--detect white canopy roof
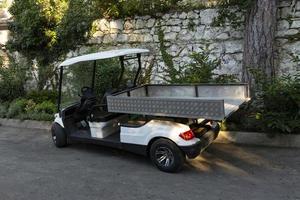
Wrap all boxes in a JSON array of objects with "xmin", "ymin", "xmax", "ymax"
[{"xmin": 59, "ymin": 48, "xmax": 150, "ymax": 67}]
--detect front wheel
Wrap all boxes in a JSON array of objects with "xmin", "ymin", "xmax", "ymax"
[
  {"xmin": 51, "ymin": 123, "xmax": 67, "ymax": 148},
  {"xmin": 149, "ymin": 138, "xmax": 185, "ymax": 173}
]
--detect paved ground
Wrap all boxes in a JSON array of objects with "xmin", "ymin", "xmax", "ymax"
[{"xmin": 0, "ymin": 126, "xmax": 299, "ymax": 200}]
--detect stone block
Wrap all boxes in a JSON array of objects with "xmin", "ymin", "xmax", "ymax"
[
  {"xmin": 179, "ymin": 12, "xmax": 187, "ymax": 19},
  {"xmin": 277, "ymin": 20, "xmax": 290, "ymax": 30},
  {"xmin": 276, "ymin": 29, "xmax": 299, "ymax": 37},
  {"xmin": 117, "ymin": 34, "xmax": 128, "ymax": 43},
  {"xmin": 124, "ymin": 20, "xmax": 134, "ymax": 30},
  {"xmin": 224, "ymin": 40, "xmax": 243, "ymax": 54},
  {"xmin": 166, "ymin": 19, "xmax": 182, "ymax": 26},
  {"xmin": 102, "ymin": 35, "xmax": 113, "ymax": 44},
  {"xmin": 110, "ymin": 19, "xmax": 123, "ymax": 30},
  {"xmin": 162, "ymin": 13, "xmax": 170, "ymax": 20},
  {"xmin": 98, "ymin": 19, "xmax": 110, "ymax": 32},
  {"xmin": 297, "ymin": 1, "xmax": 300, "ymax": 10},
  {"xmin": 216, "ymin": 32, "xmax": 230, "ymax": 40},
  {"xmin": 187, "ymin": 11, "xmax": 199, "ymax": 19},
  {"xmin": 147, "ymin": 19, "xmax": 156, "ymax": 28},
  {"xmin": 144, "ymin": 34, "xmax": 153, "ymax": 42},
  {"xmin": 291, "ymin": 20, "xmax": 300, "ymax": 28},
  {"xmin": 171, "ymin": 26, "xmax": 181, "ymax": 32},
  {"xmin": 280, "ymin": 7, "xmax": 293, "ymax": 19},
  {"xmin": 200, "ymin": 9, "xmax": 218, "ymax": 25},
  {"xmin": 164, "ymin": 32, "xmax": 177, "ymax": 41},
  {"xmin": 135, "ymin": 19, "xmax": 145, "ymax": 29},
  {"xmin": 284, "ymin": 41, "xmax": 300, "ymax": 54}
]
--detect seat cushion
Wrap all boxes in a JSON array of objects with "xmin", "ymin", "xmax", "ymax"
[{"xmin": 90, "ymin": 110, "xmax": 121, "ymax": 122}]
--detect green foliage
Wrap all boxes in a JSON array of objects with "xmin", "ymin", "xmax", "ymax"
[
  {"xmin": 98, "ymin": 0, "xmax": 181, "ymax": 18},
  {"xmin": 7, "ymin": 0, "xmax": 99, "ymax": 89},
  {"xmin": 5, "ymin": 98, "xmax": 56, "ymax": 121},
  {"xmin": 34, "ymin": 101, "xmax": 56, "ymax": 114},
  {"xmin": 7, "ymin": 99, "xmax": 27, "ymax": 118},
  {"xmin": 260, "ymin": 74, "xmax": 300, "ymax": 134},
  {"xmin": 26, "ymin": 90, "xmax": 58, "ymax": 104},
  {"xmin": 158, "ymin": 27, "xmax": 182, "ymax": 83},
  {"xmin": 158, "ymin": 30, "xmax": 237, "ymax": 84},
  {"xmin": 0, "ymin": 102, "xmax": 9, "ymax": 118},
  {"xmin": 138, "ymin": 56, "xmax": 156, "ymax": 85},
  {"xmin": 183, "ymin": 51, "xmax": 220, "ymax": 83},
  {"xmin": 212, "ymin": 0, "xmax": 252, "ymax": 28},
  {"xmin": 226, "ymin": 73, "xmax": 300, "ymax": 135},
  {"xmin": 18, "ymin": 112, "xmax": 54, "ymax": 121},
  {"xmin": 0, "ymin": 55, "xmax": 28, "ymax": 101}
]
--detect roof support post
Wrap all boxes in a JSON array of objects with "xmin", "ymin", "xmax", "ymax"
[
  {"xmin": 118, "ymin": 56, "xmax": 125, "ymax": 87},
  {"xmin": 134, "ymin": 53, "xmax": 142, "ymax": 86},
  {"xmin": 91, "ymin": 60, "xmax": 96, "ymax": 91},
  {"xmin": 57, "ymin": 66, "xmax": 63, "ymax": 114}
]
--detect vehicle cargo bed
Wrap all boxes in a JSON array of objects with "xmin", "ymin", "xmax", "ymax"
[{"xmin": 107, "ymin": 84, "xmax": 250, "ymax": 120}]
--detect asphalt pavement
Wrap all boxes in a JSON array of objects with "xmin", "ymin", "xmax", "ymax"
[{"xmin": 0, "ymin": 125, "xmax": 299, "ymax": 200}]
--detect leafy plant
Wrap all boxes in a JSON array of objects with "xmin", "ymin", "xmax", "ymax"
[
  {"xmin": 34, "ymin": 101, "xmax": 57, "ymax": 114},
  {"xmin": 0, "ymin": 102, "xmax": 9, "ymax": 118},
  {"xmin": 7, "ymin": 0, "xmax": 99, "ymax": 90},
  {"xmin": 212, "ymin": 0, "xmax": 252, "ymax": 28},
  {"xmin": 0, "ymin": 55, "xmax": 28, "ymax": 101},
  {"xmin": 26, "ymin": 90, "xmax": 58, "ymax": 104},
  {"xmin": 158, "ymin": 30, "xmax": 236, "ymax": 84},
  {"xmin": 183, "ymin": 51, "xmax": 221, "ymax": 83},
  {"xmin": 226, "ymin": 72, "xmax": 300, "ymax": 135},
  {"xmin": 18, "ymin": 112, "xmax": 54, "ymax": 121},
  {"xmin": 7, "ymin": 99, "xmax": 27, "ymax": 118}
]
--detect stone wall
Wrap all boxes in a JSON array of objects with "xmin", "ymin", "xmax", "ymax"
[{"xmin": 79, "ymin": 0, "xmax": 300, "ymax": 83}]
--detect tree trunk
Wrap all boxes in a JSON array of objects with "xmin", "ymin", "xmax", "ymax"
[{"xmin": 242, "ymin": 0, "xmax": 278, "ymax": 93}]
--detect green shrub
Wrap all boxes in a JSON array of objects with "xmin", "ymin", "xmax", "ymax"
[
  {"xmin": 18, "ymin": 112, "xmax": 54, "ymax": 121},
  {"xmin": 0, "ymin": 102, "xmax": 9, "ymax": 118},
  {"xmin": 7, "ymin": 99, "xmax": 27, "ymax": 118},
  {"xmin": 260, "ymin": 74, "xmax": 300, "ymax": 134},
  {"xmin": 226, "ymin": 73, "xmax": 300, "ymax": 135},
  {"xmin": 34, "ymin": 101, "xmax": 56, "ymax": 114},
  {"xmin": 26, "ymin": 90, "xmax": 58, "ymax": 104},
  {"xmin": 183, "ymin": 51, "xmax": 221, "ymax": 83},
  {"xmin": 6, "ymin": 99, "xmax": 55, "ymax": 121},
  {"xmin": 0, "ymin": 56, "xmax": 28, "ymax": 101}
]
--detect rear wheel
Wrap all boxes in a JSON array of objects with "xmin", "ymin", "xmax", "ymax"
[
  {"xmin": 51, "ymin": 123, "xmax": 67, "ymax": 148},
  {"xmin": 150, "ymin": 138, "xmax": 185, "ymax": 173}
]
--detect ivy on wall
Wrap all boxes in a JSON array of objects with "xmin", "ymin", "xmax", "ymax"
[{"xmin": 212, "ymin": 0, "xmax": 252, "ymax": 28}]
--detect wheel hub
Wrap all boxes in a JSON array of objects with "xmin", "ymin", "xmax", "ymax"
[{"xmin": 155, "ymin": 147, "xmax": 174, "ymax": 167}]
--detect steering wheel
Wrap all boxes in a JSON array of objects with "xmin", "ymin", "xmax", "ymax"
[
  {"xmin": 78, "ymin": 86, "xmax": 92, "ymax": 97},
  {"xmin": 81, "ymin": 86, "xmax": 92, "ymax": 94}
]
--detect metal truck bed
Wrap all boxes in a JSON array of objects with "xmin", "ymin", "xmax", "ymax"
[{"xmin": 107, "ymin": 84, "xmax": 250, "ymax": 120}]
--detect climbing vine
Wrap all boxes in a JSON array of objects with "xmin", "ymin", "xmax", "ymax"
[{"xmin": 212, "ymin": 0, "xmax": 253, "ymax": 28}]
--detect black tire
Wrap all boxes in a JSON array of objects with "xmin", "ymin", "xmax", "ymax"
[
  {"xmin": 51, "ymin": 123, "xmax": 67, "ymax": 148},
  {"xmin": 149, "ymin": 138, "xmax": 185, "ymax": 173}
]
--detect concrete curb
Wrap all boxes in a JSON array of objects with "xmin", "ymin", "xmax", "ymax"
[
  {"xmin": 216, "ymin": 131, "xmax": 300, "ymax": 148},
  {"xmin": 1, "ymin": 118, "xmax": 300, "ymax": 148},
  {"xmin": 0, "ymin": 118, "xmax": 51, "ymax": 131}
]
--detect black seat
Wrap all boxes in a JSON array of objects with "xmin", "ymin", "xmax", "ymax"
[{"xmin": 74, "ymin": 87, "xmax": 97, "ymax": 122}]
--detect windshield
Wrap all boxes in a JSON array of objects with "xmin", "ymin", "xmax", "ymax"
[{"xmin": 59, "ymin": 57, "xmax": 139, "ymax": 110}]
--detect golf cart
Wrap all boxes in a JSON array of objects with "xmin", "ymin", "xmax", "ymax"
[{"xmin": 51, "ymin": 48, "xmax": 250, "ymax": 172}]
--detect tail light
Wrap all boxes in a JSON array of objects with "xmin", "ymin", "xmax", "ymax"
[{"xmin": 179, "ymin": 130, "xmax": 195, "ymax": 141}]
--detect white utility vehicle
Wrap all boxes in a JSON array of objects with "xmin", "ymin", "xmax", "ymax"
[{"xmin": 51, "ymin": 48, "xmax": 250, "ymax": 172}]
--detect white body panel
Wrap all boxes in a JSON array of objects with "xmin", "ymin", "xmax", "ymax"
[
  {"xmin": 54, "ymin": 113, "xmax": 198, "ymax": 147},
  {"xmin": 120, "ymin": 120, "xmax": 200, "ymax": 147},
  {"xmin": 54, "ymin": 113, "xmax": 64, "ymax": 128},
  {"xmin": 88, "ymin": 116, "xmax": 125, "ymax": 139}
]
